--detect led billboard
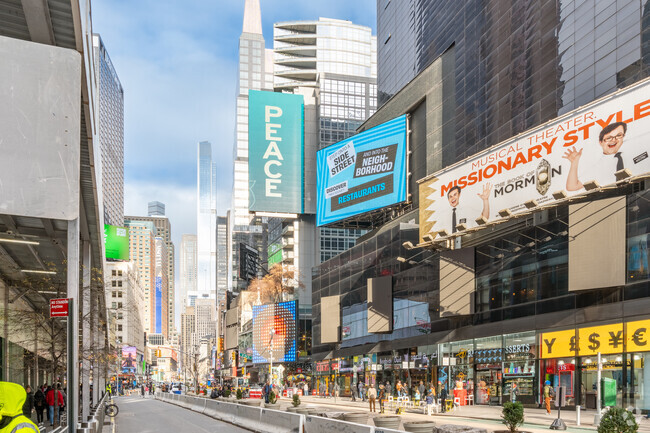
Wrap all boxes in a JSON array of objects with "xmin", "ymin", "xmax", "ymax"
[
  {"xmin": 419, "ymin": 79, "xmax": 650, "ymax": 240},
  {"xmin": 121, "ymin": 346, "xmax": 137, "ymax": 374},
  {"xmin": 248, "ymin": 90, "xmax": 304, "ymax": 214},
  {"xmin": 317, "ymin": 115, "xmax": 407, "ymax": 226},
  {"xmin": 252, "ymin": 300, "xmax": 297, "ymax": 364},
  {"xmin": 104, "ymin": 224, "xmax": 129, "ymax": 261},
  {"xmin": 155, "ymin": 277, "xmax": 162, "ymax": 334}
]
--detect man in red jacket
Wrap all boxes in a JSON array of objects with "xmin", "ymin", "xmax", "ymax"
[{"xmin": 45, "ymin": 386, "xmax": 64, "ymax": 426}]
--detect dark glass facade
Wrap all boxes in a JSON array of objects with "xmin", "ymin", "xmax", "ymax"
[{"xmin": 378, "ymin": 0, "xmax": 650, "ymax": 169}]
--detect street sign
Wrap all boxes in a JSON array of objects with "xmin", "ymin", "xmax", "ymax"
[{"xmin": 50, "ymin": 298, "xmax": 70, "ymax": 317}]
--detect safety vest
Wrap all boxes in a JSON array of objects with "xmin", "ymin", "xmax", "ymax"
[{"xmin": 1, "ymin": 415, "xmax": 39, "ymax": 433}]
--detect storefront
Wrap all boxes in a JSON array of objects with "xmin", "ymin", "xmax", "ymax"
[{"xmin": 539, "ymin": 319, "xmax": 650, "ymax": 410}]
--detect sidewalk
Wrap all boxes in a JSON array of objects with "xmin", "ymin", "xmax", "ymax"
[{"xmin": 294, "ymin": 395, "xmax": 650, "ymax": 433}]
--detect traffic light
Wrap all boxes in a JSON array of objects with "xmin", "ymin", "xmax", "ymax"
[{"xmin": 155, "ymin": 349, "xmax": 161, "ymax": 357}]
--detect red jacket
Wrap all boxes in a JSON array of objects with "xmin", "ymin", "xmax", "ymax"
[{"xmin": 46, "ymin": 389, "xmax": 64, "ymax": 407}]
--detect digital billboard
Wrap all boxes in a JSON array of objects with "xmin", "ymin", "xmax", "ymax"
[
  {"xmin": 419, "ymin": 79, "xmax": 650, "ymax": 240},
  {"xmin": 155, "ymin": 277, "xmax": 162, "ymax": 334},
  {"xmin": 121, "ymin": 346, "xmax": 137, "ymax": 374},
  {"xmin": 103, "ymin": 224, "xmax": 129, "ymax": 261},
  {"xmin": 252, "ymin": 300, "xmax": 297, "ymax": 364},
  {"xmin": 317, "ymin": 115, "xmax": 408, "ymax": 226},
  {"xmin": 248, "ymin": 90, "xmax": 304, "ymax": 214}
]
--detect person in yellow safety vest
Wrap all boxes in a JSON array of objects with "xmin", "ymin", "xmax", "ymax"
[
  {"xmin": 0, "ymin": 382, "xmax": 39, "ymax": 433},
  {"xmin": 106, "ymin": 383, "xmax": 112, "ymax": 396}
]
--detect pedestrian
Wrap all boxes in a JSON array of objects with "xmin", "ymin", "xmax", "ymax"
[
  {"xmin": 303, "ymin": 382, "xmax": 309, "ymax": 397},
  {"xmin": 22, "ymin": 385, "xmax": 34, "ymax": 420},
  {"xmin": 58, "ymin": 385, "xmax": 66, "ymax": 421},
  {"xmin": 319, "ymin": 382, "xmax": 325, "ymax": 398},
  {"xmin": 396, "ymin": 380, "xmax": 402, "ymax": 398},
  {"xmin": 510, "ymin": 382, "xmax": 519, "ymax": 403},
  {"xmin": 328, "ymin": 381, "xmax": 334, "ymax": 399},
  {"xmin": 440, "ymin": 385, "xmax": 448, "ymax": 413},
  {"xmin": 378, "ymin": 384, "xmax": 386, "ymax": 414},
  {"xmin": 141, "ymin": 384, "xmax": 145, "ymax": 398},
  {"xmin": 358, "ymin": 381, "xmax": 365, "ymax": 401},
  {"xmin": 45, "ymin": 385, "xmax": 64, "ymax": 426},
  {"xmin": 418, "ymin": 381, "xmax": 425, "ymax": 400},
  {"xmin": 350, "ymin": 381, "xmax": 357, "ymax": 402},
  {"xmin": 263, "ymin": 381, "xmax": 272, "ymax": 404},
  {"xmin": 543, "ymin": 381, "xmax": 554, "ymax": 415},
  {"xmin": 334, "ymin": 382, "xmax": 340, "ymax": 398},
  {"xmin": 368, "ymin": 383, "xmax": 377, "ymax": 413},
  {"xmin": 0, "ymin": 381, "xmax": 39, "ymax": 433},
  {"xmin": 385, "ymin": 381, "xmax": 392, "ymax": 398},
  {"xmin": 33, "ymin": 386, "xmax": 46, "ymax": 424}
]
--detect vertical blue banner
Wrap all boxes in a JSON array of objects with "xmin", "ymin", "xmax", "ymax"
[
  {"xmin": 248, "ymin": 90, "xmax": 304, "ymax": 214},
  {"xmin": 155, "ymin": 276, "xmax": 162, "ymax": 333}
]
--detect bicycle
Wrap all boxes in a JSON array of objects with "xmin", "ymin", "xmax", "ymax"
[{"xmin": 104, "ymin": 402, "xmax": 119, "ymax": 417}]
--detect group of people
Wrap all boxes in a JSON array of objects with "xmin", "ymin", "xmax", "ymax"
[{"xmin": 17, "ymin": 383, "xmax": 66, "ymax": 427}]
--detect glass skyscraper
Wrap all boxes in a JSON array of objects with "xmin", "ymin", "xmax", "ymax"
[{"xmin": 197, "ymin": 141, "xmax": 217, "ymax": 300}]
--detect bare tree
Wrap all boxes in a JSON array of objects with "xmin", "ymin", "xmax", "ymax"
[{"xmin": 246, "ymin": 264, "xmax": 302, "ymax": 304}]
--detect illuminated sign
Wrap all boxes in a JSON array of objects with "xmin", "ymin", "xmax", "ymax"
[
  {"xmin": 121, "ymin": 346, "xmax": 137, "ymax": 374},
  {"xmin": 540, "ymin": 319, "xmax": 650, "ymax": 358},
  {"xmin": 419, "ymin": 80, "xmax": 650, "ymax": 240},
  {"xmin": 317, "ymin": 115, "xmax": 407, "ymax": 226},
  {"xmin": 248, "ymin": 90, "xmax": 304, "ymax": 214},
  {"xmin": 104, "ymin": 224, "xmax": 130, "ymax": 261},
  {"xmin": 252, "ymin": 300, "xmax": 297, "ymax": 363}
]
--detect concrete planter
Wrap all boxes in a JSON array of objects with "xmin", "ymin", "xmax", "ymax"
[
  {"xmin": 374, "ymin": 416, "xmax": 401, "ymax": 429},
  {"xmin": 265, "ymin": 403, "xmax": 281, "ymax": 410},
  {"xmin": 286, "ymin": 406, "xmax": 298, "ymax": 413},
  {"xmin": 404, "ymin": 421, "xmax": 436, "ymax": 433},
  {"xmin": 342, "ymin": 412, "xmax": 370, "ymax": 425},
  {"xmin": 241, "ymin": 399, "xmax": 261, "ymax": 407},
  {"xmin": 296, "ymin": 407, "xmax": 310, "ymax": 415}
]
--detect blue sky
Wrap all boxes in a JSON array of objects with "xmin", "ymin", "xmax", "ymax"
[{"xmin": 92, "ymin": 0, "xmax": 376, "ymax": 248}]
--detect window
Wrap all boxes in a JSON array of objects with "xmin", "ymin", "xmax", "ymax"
[
  {"xmin": 118, "ymin": 302, "xmax": 123, "ymax": 309},
  {"xmin": 118, "ymin": 291, "xmax": 123, "ymax": 298},
  {"xmin": 111, "ymin": 270, "xmax": 117, "ymax": 276},
  {"xmin": 112, "ymin": 291, "xmax": 116, "ymax": 298},
  {"xmin": 112, "ymin": 280, "xmax": 117, "ymax": 287},
  {"xmin": 117, "ymin": 325, "xmax": 122, "ymax": 331}
]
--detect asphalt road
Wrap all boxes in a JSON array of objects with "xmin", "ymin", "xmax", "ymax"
[{"xmin": 113, "ymin": 395, "xmax": 251, "ymax": 433}]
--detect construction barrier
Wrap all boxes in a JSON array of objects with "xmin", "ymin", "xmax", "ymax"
[{"xmin": 303, "ymin": 415, "xmax": 373, "ymax": 433}]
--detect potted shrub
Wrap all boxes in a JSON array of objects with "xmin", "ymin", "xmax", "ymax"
[
  {"xmin": 236, "ymin": 388, "xmax": 243, "ymax": 400},
  {"xmin": 598, "ymin": 407, "xmax": 638, "ymax": 433},
  {"xmin": 501, "ymin": 402, "xmax": 524, "ymax": 433},
  {"xmin": 292, "ymin": 393, "xmax": 301, "ymax": 407},
  {"xmin": 266, "ymin": 390, "xmax": 280, "ymax": 409}
]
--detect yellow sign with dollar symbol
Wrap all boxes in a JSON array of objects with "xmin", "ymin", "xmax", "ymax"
[
  {"xmin": 578, "ymin": 323, "xmax": 624, "ymax": 356},
  {"xmin": 626, "ymin": 320, "xmax": 650, "ymax": 352}
]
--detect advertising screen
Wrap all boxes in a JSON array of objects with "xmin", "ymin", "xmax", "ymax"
[
  {"xmin": 104, "ymin": 224, "xmax": 129, "ymax": 261},
  {"xmin": 317, "ymin": 115, "xmax": 407, "ymax": 226},
  {"xmin": 121, "ymin": 346, "xmax": 137, "ymax": 374},
  {"xmin": 419, "ymin": 80, "xmax": 650, "ymax": 240},
  {"xmin": 252, "ymin": 300, "xmax": 297, "ymax": 364},
  {"xmin": 155, "ymin": 277, "xmax": 162, "ymax": 334},
  {"xmin": 248, "ymin": 90, "xmax": 304, "ymax": 214}
]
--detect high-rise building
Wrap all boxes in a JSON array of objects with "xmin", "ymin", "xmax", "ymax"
[
  {"xmin": 104, "ymin": 261, "xmax": 145, "ymax": 356},
  {"xmin": 125, "ymin": 219, "xmax": 156, "ymax": 334},
  {"xmin": 216, "ymin": 217, "xmax": 228, "ymax": 297},
  {"xmin": 93, "ymin": 34, "xmax": 124, "ymax": 227},
  {"xmin": 125, "ymin": 210, "xmax": 176, "ymax": 334},
  {"xmin": 197, "ymin": 141, "xmax": 217, "ymax": 299},
  {"xmin": 311, "ymin": 0, "xmax": 650, "ymax": 409},
  {"xmin": 273, "ymin": 18, "xmax": 377, "ymax": 263},
  {"xmin": 180, "ymin": 234, "xmax": 198, "ymax": 306},
  {"xmin": 180, "ymin": 305, "xmax": 196, "ymax": 378},
  {"xmin": 230, "ymin": 0, "xmax": 273, "ymax": 292},
  {"xmin": 154, "ymin": 237, "xmax": 169, "ymax": 339},
  {"xmin": 148, "ymin": 201, "xmax": 165, "ymax": 216}
]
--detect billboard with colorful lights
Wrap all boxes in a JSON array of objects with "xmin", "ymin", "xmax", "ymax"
[
  {"xmin": 252, "ymin": 300, "xmax": 297, "ymax": 364},
  {"xmin": 121, "ymin": 346, "xmax": 137, "ymax": 374}
]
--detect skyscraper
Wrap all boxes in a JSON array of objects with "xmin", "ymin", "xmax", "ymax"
[
  {"xmin": 125, "ymin": 219, "xmax": 156, "ymax": 334},
  {"xmin": 197, "ymin": 141, "xmax": 217, "ymax": 299},
  {"xmin": 148, "ymin": 201, "xmax": 165, "ymax": 216},
  {"xmin": 180, "ymin": 234, "xmax": 198, "ymax": 306},
  {"xmin": 125, "ymin": 209, "xmax": 176, "ymax": 334},
  {"xmin": 93, "ymin": 34, "xmax": 124, "ymax": 227},
  {"xmin": 216, "ymin": 217, "xmax": 228, "ymax": 297},
  {"xmin": 230, "ymin": 0, "xmax": 273, "ymax": 292},
  {"xmin": 154, "ymin": 237, "xmax": 169, "ymax": 339}
]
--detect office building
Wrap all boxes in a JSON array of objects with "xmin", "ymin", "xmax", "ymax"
[
  {"xmin": 230, "ymin": 0, "xmax": 272, "ymax": 292},
  {"xmin": 93, "ymin": 34, "xmax": 124, "ymax": 227},
  {"xmin": 180, "ymin": 234, "xmax": 198, "ymax": 306},
  {"xmin": 217, "ymin": 216, "xmax": 229, "ymax": 297},
  {"xmin": 197, "ymin": 141, "xmax": 218, "ymax": 299},
  {"xmin": 105, "ymin": 261, "xmax": 145, "ymax": 356},
  {"xmin": 148, "ymin": 201, "xmax": 165, "ymax": 216},
  {"xmin": 125, "ymin": 210, "xmax": 176, "ymax": 334},
  {"xmin": 311, "ymin": 0, "xmax": 650, "ymax": 409},
  {"xmin": 154, "ymin": 237, "xmax": 169, "ymax": 339},
  {"xmin": 125, "ymin": 219, "xmax": 157, "ymax": 334}
]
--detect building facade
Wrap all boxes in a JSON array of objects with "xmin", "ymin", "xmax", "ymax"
[
  {"xmin": 180, "ymin": 234, "xmax": 198, "ymax": 306},
  {"xmin": 125, "ymin": 211, "xmax": 176, "ymax": 335},
  {"xmin": 105, "ymin": 261, "xmax": 145, "ymax": 357},
  {"xmin": 311, "ymin": 0, "xmax": 650, "ymax": 411},
  {"xmin": 93, "ymin": 34, "xmax": 124, "ymax": 227},
  {"xmin": 125, "ymin": 219, "xmax": 157, "ymax": 334},
  {"xmin": 197, "ymin": 141, "xmax": 217, "ymax": 299},
  {"xmin": 154, "ymin": 237, "xmax": 169, "ymax": 339}
]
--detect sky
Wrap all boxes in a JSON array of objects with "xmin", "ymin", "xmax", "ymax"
[{"xmin": 91, "ymin": 0, "xmax": 376, "ymax": 317}]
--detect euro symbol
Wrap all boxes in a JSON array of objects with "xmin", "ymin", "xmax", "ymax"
[
  {"xmin": 632, "ymin": 328, "xmax": 647, "ymax": 346},
  {"xmin": 588, "ymin": 333, "xmax": 600, "ymax": 351}
]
